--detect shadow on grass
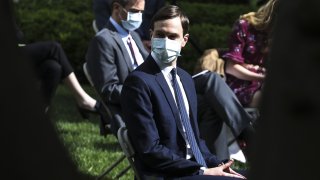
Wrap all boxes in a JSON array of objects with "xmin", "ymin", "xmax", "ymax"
[{"xmin": 79, "ymin": 172, "xmax": 98, "ymax": 180}]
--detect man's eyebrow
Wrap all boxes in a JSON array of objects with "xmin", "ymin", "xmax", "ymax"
[
  {"xmin": 167, "ymin": 32, "xmax": 179, "ymax": 37},
  {"xmin": 154, "ymin": 29, "xmax": 165, "ymax": 34},
  {"xmin": 128, "ymin": 8, "xmax": 144, "ymax": 12}
]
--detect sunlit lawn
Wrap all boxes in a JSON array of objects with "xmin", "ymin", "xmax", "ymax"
[{"xmin": 51, "ymin": 84, "xmax": 133, "ymax": 180}]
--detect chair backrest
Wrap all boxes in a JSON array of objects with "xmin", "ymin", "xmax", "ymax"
[
  {"xmin": 84, "ymin": 62, "xmax": 144, "ymax": 179},
  {"xmin": 83, "ymin": 62, "xmax": 114, "ymax": 136},
  {"xmin": 92, "ymin": 20, "xmax": 99, "ymax": 34},
  {"xmin": 83, "ymin": 62, "xmax": 130, "ymax": 179},
  {"xmin": 117, "ymin": 124, "xmax": 142, "ymax": 180},
  {"xmin": 83, "ymin": 62, "xmax": 113, "ymax": 116},
  {"xmin": 83, "ymin": 62, "xmax": 94, "ymax": 87}
]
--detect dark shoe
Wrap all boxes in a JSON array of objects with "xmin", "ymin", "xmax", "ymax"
[
  {"xmin": 77, "ymin": 101, "xmax": 100, "ymax": 119},
  {"xmin": 238, "ymin": 125, "xmax": 255, "ymax": 146}
]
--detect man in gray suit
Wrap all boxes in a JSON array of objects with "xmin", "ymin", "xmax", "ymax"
[{"xmin": 86, "ymin": 0, "xmax": 148, "ymax": 134}]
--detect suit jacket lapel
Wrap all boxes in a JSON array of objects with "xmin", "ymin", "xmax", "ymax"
[
  {"xmin": 145, "ymin": 58, "xmax": 185, "ymax": 135},
  {"xmin": 107, "ymin": 21, "xmax": 134, "ymax": 72}
]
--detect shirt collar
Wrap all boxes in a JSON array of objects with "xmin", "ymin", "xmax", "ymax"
[
  {"xmin": 109, "ymin": 17, "xmax": 129, "ymax": 38},
  {"xmin": 152, "ymin": 52, "xmax": 176, "ymax": 78}
]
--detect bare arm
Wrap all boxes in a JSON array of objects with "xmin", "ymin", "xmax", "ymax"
[{"xmin": 225, "ymin": 59, "xmax": 265, "ymax": 81}]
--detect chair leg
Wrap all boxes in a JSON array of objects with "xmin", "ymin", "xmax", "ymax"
[
  {"xmin": 95, "ymin": 155, "xmax": 126, "ymax": 180},
  {"xmin": 114, "ymin": 165, "xmax": 131, "ymax": 179}
]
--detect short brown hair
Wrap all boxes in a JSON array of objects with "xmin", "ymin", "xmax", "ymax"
[
  {"xmin": 150, "ymin": 5, "xmax": 189, "ymax": 35},
  {"xmin": 112, "ymin": 0, "xmax": 130, "ymax": 7},
  {"xmin": 111, "ymin": 0, "xmax": 130, "ymax": 12}
]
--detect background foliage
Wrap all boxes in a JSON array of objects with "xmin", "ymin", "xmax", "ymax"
[
  {"xmin": 14, "ymin": 0, "xmax": 94, "ymax": 82},
  {"xmin": 14, "ymin": 0, "xmax": 255, "ymax": 78},
  {"xmin": 13, "ymin": 0, "xmax": 257, "ymax": 179}
]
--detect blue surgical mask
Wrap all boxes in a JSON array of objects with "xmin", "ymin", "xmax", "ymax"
[
  {"xmin": 121, "ymin": 10, "xmax": 142, "ymax": 31},
  {"xmin": 151, "ymin": 38, "xmax": 181, "ymax": 64}
]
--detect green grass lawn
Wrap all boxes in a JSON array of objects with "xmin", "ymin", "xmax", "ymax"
[
  {"xmin": 51, "ymin": 84, "xmax": 247, "ymax": 180},
  {"xmin": 51, "ymin": 85, "xmax": 133, "ymax": 180}
]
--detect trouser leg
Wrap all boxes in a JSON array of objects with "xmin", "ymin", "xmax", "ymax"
[
  {"xmin": 38, "ymin": 60, "xmax": 62, "ymax": 106},
  {"xmin": 194, "ymin": 72, "xmax": 252, "ymax": 137},
  {"xmin": 23, "ymin": 41, "xmax": 73, "ymax": 79}
]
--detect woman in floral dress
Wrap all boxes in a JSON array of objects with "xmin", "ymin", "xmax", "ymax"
[{"xmin": 223, "ymin": 0, "xmax": 278, "ymax": 107}]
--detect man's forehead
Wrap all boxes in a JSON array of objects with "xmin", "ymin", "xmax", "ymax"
[
  {"xmin": 153, "ymin": 17, "xmax": 182, "ymax": 31},
  {"xmin": 126, "ymin": 0, "xmax": 145, "ymax": 9},
  {"xmin": 154, "ymin": 17, "xmax": 181, "ymax": 27}
]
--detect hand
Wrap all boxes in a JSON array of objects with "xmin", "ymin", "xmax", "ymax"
[
  {"xmin": 259, "ymin": 67, "xmax": 266, "ymax": 74},
  {"xmin": 244, "ymin": 64, "xmax": 263, "ymax": 72},
  {"xmin": 203, "ymin": 159, "xmax": 246, "ymax": 179}
]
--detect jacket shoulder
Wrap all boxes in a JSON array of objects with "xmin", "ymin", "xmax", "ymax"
[
  {"xmin": 177, "ymin": 67, "xmax": 192, "ymax": 79},
  {"xmin": 95, "ymin": 28, "xmax": 112, "ymax": 39}
]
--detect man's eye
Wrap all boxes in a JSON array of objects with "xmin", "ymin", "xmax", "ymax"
[
  {"xmin": 128, "ymin": 9, "xmax": 140, "ymax": 13},
  {"xmin": 168, "ymin": 36, "xmax": 178, "ymax": 40},
  {"xmin": 156, "ymin": 34, "xmax": 165, "ymax": 38}
]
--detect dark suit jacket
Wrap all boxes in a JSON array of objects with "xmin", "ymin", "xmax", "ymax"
[
  {"xmin": 194, "ymin": 71, "xmax": 252, "ymax": 157},
  {"xmin": 86, "ymin": 20, "xmax": 148, "ymax": 109},
  {"xmin": 121, "ymin": 56, "xmax": 222, "ymax": 178}
]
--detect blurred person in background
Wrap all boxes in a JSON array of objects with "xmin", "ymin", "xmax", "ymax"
[
  {"xmin": 86, "ymin": 0, "xmax": 148, "ymax": 134},
  {"xmin": 15, "ymin": 22, "xmax": 100, "ymax": 116},
  {"xmin": 92, "ymin": 0, "xmax": 165, "ymax": 51},
  {"xmin": 223, "ymin": 0, "xmax": 278, "ymax": 108}
]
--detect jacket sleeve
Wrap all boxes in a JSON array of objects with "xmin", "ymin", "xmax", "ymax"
[
  {"xmin": 86, "ymin": 34, "xmax": 122, "ymax": 105},
  {"xmin": 121, "ymin": 74, "xmax": 203, "ymax": 177},
  {"xmin": 222, "ymin": 19, "xmax": 248, "ymax": 64}
]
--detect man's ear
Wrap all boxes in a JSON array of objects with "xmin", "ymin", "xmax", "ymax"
[
  {"xmin": 181, "ymin": 34, "xmax": 189, "ymax": 47},
  {"xmin": 149, "ymin": 29, "xmax": 153, "ymax": 39},
  {"xmin": 112, "ymin": 2, "xmax": 121, "ymax": 12}
]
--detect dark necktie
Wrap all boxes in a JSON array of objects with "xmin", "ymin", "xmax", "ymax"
[
  {"xmin": 127, "ymin": 36, "xmax": 138, "ymax": 66},
  {"xmin": 170, "ymin": 68, "xmax": 207, "ymax": 167}
]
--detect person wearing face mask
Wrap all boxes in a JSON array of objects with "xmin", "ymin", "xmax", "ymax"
[
  {"xmin": 121, "ymin": 5, "xmax": 247, "ymax": 179},
  {"xmin": 92, "ymin": 0, "xmax": 165, "ymax": 51},
  {"xmin": 86, "ymin": 0, "xmax": 148, "ymax": 135}
]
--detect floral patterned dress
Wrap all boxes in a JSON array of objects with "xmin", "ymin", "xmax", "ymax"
[{"xmin": 223, "ymin": 19, "xmax": 268, "ymax": 106}]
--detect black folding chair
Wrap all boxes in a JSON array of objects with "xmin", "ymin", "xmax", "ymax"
[
  {"xmin": 116, "ymin": 115, "xmax": 143, "ymax": 180},
  {"xmin": 83, "ymin": 62, "xmax": 131, "ymax": 180}
]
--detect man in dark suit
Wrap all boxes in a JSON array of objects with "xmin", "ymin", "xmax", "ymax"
[
  {"xmin": 86, "ymin": 0, "xmax": 148, "ymax": 134},
  {"xmin": 92, "ymin": 0, "xmax": 165, "ymax": 52},
  {"xmin": 121, "ymin": 5, "xmax": 246, "ymax": 179}
]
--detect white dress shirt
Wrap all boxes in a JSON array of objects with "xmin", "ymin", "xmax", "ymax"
[
  {"xmin": 109, "ymin": 17, "xmax": 144, "ymax": 69},
  {"xmin": 152, "ymin": 52, "xmax": 193, "ymax": 159}
]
